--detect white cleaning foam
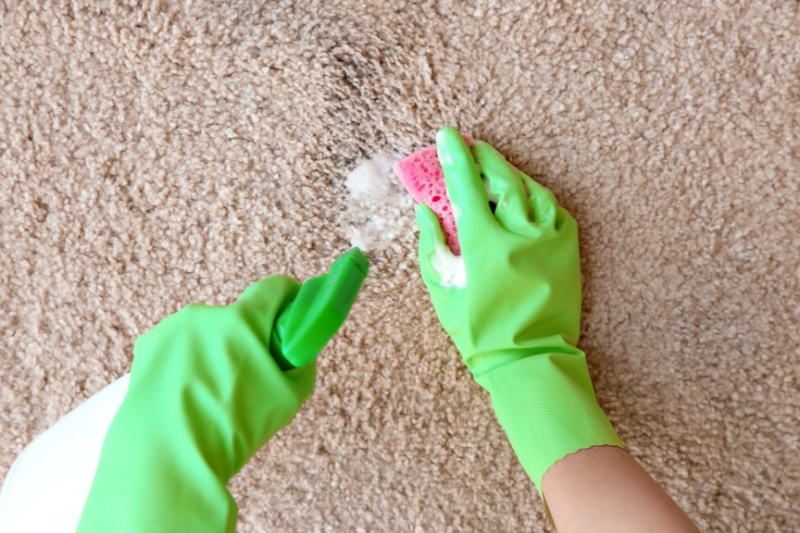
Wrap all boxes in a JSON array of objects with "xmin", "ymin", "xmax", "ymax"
[
  {"xmin": 342, "ymin": 154, "xmax": 414, "ymax": 252},
  {"xmin": 431, "ymin": 239, "xmax": 467, "ymax": 288},
  {"xmin": 343, "ymin": 153, "xmax": 466, "ymax": 288}
]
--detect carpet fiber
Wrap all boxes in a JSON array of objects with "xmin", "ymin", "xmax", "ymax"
[{"xmin": 2, "ymin": 1, "xmax": 799, "ymax": 531}]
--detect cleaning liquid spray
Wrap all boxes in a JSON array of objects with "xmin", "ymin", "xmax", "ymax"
[{"xmin": 0, "ymin": 248, "xmax": 369, "ymax": 533}]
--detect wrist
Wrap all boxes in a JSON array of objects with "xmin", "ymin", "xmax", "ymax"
[{"xmin": 461, "ymin": 333, "xmax": 583, "ymax": 377}]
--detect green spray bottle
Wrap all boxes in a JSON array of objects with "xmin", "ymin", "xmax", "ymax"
[{"xmin": 270, "ymin": 247, "xmax": 370, "ymax": 370}]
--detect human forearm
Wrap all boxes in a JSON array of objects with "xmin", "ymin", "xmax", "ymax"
[{"xmin": 542, "ymin": 445, "xmax": 700, "ymax": 533}]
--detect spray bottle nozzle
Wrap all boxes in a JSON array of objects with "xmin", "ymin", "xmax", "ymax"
[{"xmin": 270, "ymin": 248, "xmax": 370, "ymax": 370}]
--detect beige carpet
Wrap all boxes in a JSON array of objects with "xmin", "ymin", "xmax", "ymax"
[{"xmin": 2, "ymin": 1, "xmax": 799, "ymax": 531}]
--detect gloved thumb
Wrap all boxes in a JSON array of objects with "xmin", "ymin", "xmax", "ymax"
[{"xmin": 415, "ymin": 203, "xmax": 467, "ymax": 290}]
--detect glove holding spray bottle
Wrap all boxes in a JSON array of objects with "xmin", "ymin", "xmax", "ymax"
[{"xmin": 0, "ymin": 248, "xmax": 369, "ymax": 533}]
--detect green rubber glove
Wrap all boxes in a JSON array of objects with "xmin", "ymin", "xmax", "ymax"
[
  {"xmin": 415, "ymin": 127, "xmax": 622, "ymax": 496},
  {"xmin": 77, "ymin": 276, "xmax": 315, "ymax": 533}
]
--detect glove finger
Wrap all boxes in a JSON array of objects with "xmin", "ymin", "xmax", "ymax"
[
  {"xmin": 555, "ymin": 205, "xmax": 578, "ymax": 233},
  {"xmin": 471, "ymin": 141, "xmax": 537, "ymax": 237},
  {"xmin": 282, "ymin": 360, "xmax": 317, "ymax": 404},
  {"xmin": 415, "ymin": 203, "xmax": 448, "ymax": 287},
  {"xmin": 236, "ymin": 275, "xmax": 301, "ymax": 335},
  {"xmin": 415, "ymin": 203, "xmax": 467, "ymax": 289},
  {"xmin": 436, "ymin": 127, "xmax": 494, "ymax": 247},
  {"xmin": 518, "ymin": 172, "xmax": 558, "ymax": 229}
]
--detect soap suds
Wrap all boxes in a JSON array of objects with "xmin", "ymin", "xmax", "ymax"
[
  {"xmin": 431, "ymin": 239, "xmax": 467, "ymax": 288},
  {"xmin": 341, "ymin": 154, "xmax": 415, "ymax": 252},
  {"xmin": 342, "ymin": 154, "xmax": 467, "ymax": 288}
]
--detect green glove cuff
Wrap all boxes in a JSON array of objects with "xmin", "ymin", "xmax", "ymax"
[{"xmin": 475, "ymin": 351, "xmax": 623, "ymax": 496}]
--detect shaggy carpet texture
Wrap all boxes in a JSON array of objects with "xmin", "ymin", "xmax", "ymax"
[{"xmin": 2, "ymin": 1, "xmax": 799, "ymax": 531}]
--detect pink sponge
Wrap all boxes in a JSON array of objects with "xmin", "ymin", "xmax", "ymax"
[{"xmin": 393, "ymin": 137, "xmax": 470, "ymax": 255}]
